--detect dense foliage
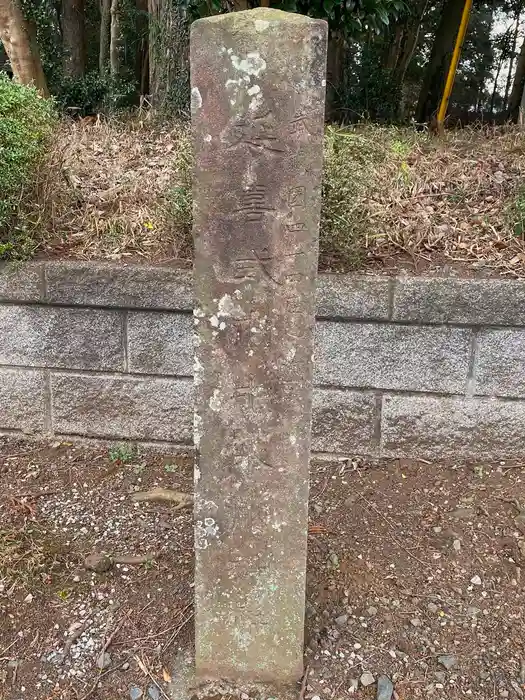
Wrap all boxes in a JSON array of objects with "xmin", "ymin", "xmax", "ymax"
[
  {"xmin": 0, "ymin": 75, "xmax": 55, "ymax": 256},
  {"xmin": 1, "ymin": 0, "xmax": 524, "ymax": 123}
]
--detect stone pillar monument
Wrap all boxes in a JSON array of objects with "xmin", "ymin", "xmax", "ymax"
[{"xmin": 191, "ymin": 8, "xmax": 327, "ymax": 687}]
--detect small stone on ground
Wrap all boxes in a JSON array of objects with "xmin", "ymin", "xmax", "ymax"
[
  {"xmin": 438, "ymin": 654, "xmax": 458, "ymax": 670},
  {"xmin": 335, "ymin": 613, "xmax": 348, "ymax": 627},
  {"xmin": 377, "ymin": 674, "xmax": 394, "ymax": 700},
  {"xmin": 96, "ymin": 651, "xmax": 111, "ymax": 670},
  {"xmin": 147, "ymin": 685, "xmax": 160, "ymax": 700},
  {"xmin": 360, "ymin": 671, "xmax": 375, "ymax": 687}
]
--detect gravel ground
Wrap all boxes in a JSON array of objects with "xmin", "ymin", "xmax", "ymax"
[
  {"xmin": 1, "ymin": 437, "xmax": 525, "ymax": 700},
  {"xmin": 0, "ymin": 438, "xmax": 193, "ymax": 700},
  {"xmin": 305, "ymin": 457, "xmax": 525, "ymax": 700}
]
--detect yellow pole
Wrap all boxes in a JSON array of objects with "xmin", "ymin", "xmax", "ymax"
[{"xmin": 436, "ymin": 0, "xmax": 473, "ymax": 134}]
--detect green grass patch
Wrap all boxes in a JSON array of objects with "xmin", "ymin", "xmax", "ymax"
[{"xmin": 511, "ymin": 185, "xmax": 525, "ymax": 239}]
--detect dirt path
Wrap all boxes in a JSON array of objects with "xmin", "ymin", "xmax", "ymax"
[{"xmin": 0, "ymin": 437, "xmax": 524, "ymax": 699}]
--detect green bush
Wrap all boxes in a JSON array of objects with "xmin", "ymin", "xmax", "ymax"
[
  {"xmin": 165, "ymin": 128, "xmax": 193, "ymax": 254},
  {"xmin": 320, "ymin": 126, "xmax": 387, "ymax": 269},
  {"xmin": 0, "ymin": 73, "xmax": 55, "ymax": 257},
  {"xmin": 56, "ymin": 71, "xmax": 137, "ymax": 116},
  {"xmin": 56, "ymin": 71, "xmax": 110, "ymax": 116}
]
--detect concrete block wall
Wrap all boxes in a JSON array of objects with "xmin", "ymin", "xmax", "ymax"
[{"xmin": 1, "ymin": 261, "xmax": 524, "ymax": 460}]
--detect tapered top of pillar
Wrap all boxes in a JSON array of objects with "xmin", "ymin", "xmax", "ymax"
[
  {"xmin": 192, "ymin": 6, "xmax": 326, "ymax": 29},
  {"xmin": 190, "ymin": 7, "xmax": 327, "ymax": 124}
]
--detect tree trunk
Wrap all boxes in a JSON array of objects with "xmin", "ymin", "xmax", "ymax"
[
  {"xmin": 148, "ymin": 0, "xmax": 190, "ymax": 111},
  {"xmin": 135, "ymin": 0, "xmax": 148, "ymax": 94},
  {"xmin": 395, "ymin": 26, "xmax": 418, "ymax": 84},
  {"xmin": 326, "ymin": 30, "xmax": 344, "ymax": 119},
  {"xmin": 0, "ymin": 0, "xmax": 49, "ymax": 95},
  {"xmin": 508, "ymin": 35, "xmax": 525, "ymax": 121},
  {"xmin": 504, "ymin": 6, "xmax": 521, "ymax": 109},
  {"xmin": 490, "ymin": 47, "xmax": 505, "ymax": 116},
  {"xmin": 62, "ymin": 0, "xmax": 86, "ymax": 77},
  {"xmin": 99, "ymin": 0, "xmax": 111, "ymax": 74},
  {"xmin": 518, "ymin": 76, "xmax": 525, "ymax": 130},
  {"xmin": 109, "ymin": 0, "xmax": 120, "ymax": 76},
  {"xmin": 384, "ymin": 25, "xmax": 403, "ymax": 71},
  {"xmin": 148, "ymin": 0, "xmax": 160, "ymax": 99},
  {"xmin": 415, "ymin": 0, "xmax": 465, "ymax": 123},
  {"xmin": 394, "ymin": 0, "xmax": 428, "ymax": 86}
]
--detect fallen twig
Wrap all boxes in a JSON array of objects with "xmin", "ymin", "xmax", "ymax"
[
  {"xmin": 113, "ymin": 553, "xmax": 158, "ymax": 565},
  {"xmin": 10, "ymin": 659, "xmax": 19, "ymax": 686},
  {"xmin": 101, "ymin": 618, "xmax": 125, "ymax": 655},
  {"xmin": 360, "ymin": 495, "xmax": 430, "ymax": 568},
  {"xmin": 0, "ymin": 638, "xmax": 18, "ymax": 658},
  {"xmin": 308, "ymin": 525, "xmax": 328, "ymax": 534},
  {"xmin": 61, "ymin": 618, "xmax": 93, "ymax": 664},
  {"xmin": 131, "ymin": 488, "xmax": 193, "ymax": 510},
  {"xmin": 161, "ymin": 607, "xmax": 194, "ymax": 654},
  {"xmin": 134, "ymin": 654, "xmax": 171, "ymax": 700},
  {"xmin": 78, "ymin": 661, "xmax": 129, "ymax": 700},
  {"xmin": 9, "ymin": 489, "xmax": 57, "ymax": 499},
  {"xmin": 299, "ymin": 664, "xmax": 310, "ymax": 700},
  {"xmin": 78, "ymin": 613, "xmax": 128, "ymax": 700}
]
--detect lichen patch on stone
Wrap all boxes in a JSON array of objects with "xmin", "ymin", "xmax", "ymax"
[
  {"xmin": 230, "ymin": 51, "xmax": 266, "ymax": 78},
  {"xmin": 254, "ymin": 19, "xmax": 270, "ymax": 32},
  {"xmin": 191, "ymin": 87, "xmax": 202, "ymax": 111},
  {"xmin": 193, "ymin": 411, "xmax": 203, "ymax": 448},
  {"xmin": 209, "ymin": 389, "xmax": 222, "ymax": 412}
]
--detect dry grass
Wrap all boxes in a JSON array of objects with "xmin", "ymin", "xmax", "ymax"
[
  {"xmin": 0, "ymin": 523, "xmax": 70, "ymax": 594},
  {"xmin": 358, "ymin": 124, "xmax": 525, "ymax": 276},
  {"xmin": 0, "ymin": 486, "xmax": 72, "ymax": 595},
  {"xmin": 30, "ymin": 114, "xmax": 193, "ymax": 264},
  {"xmin": 23, "ymin": 116, "xmax": 525, "ymax": 276}
]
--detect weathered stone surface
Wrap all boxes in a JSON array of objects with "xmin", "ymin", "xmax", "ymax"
[
  {"xmin": 0, "ymin": 368, "xmax": 45, "ymax": 431},
  {"xmin": 393, "ymin": 276, "xmax": 525, "ymax": 326},
  {"xmin": 475, "ymin": 329, "xmax": 525, "ymax": 398},
  {"xmin": 315, "ymin": 321, "xmax": 471, "ymax": 393},
  {"xmin": 51, "ymin": 374, "xmax": 192, "ymax": 441},
  {"xmin": 127, "ymin": 312, "xmax": 193, "ymax": 375},
  {"xmin": 316, "ymin": 275, "xmax": 390, "ymax": 320},
  {"xmin": 191, "ymin": 8, "xmax": 327, "ymax": 685},
  {"xmin": 311, "ymin": 389, "xmax": 377, "ymax": 454},
  {"xmin": 381, "ymin": 395, "xmax": 525, "ymax": 459},
  {"xmin": 0, "ymin": 306, "xmax": 123, "ymax": 370},
  {"xmin": 45, "ymin": 261, "xmax": 193, "ymax": 310},
  {"xmin": 0, "ymin": 263, "xmax": 42, "ymax": 302}
]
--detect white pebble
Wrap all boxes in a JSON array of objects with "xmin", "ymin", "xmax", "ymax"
[{"xmin": 360, "ymin": 671, "xmax": 375, "ymax": 687}]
